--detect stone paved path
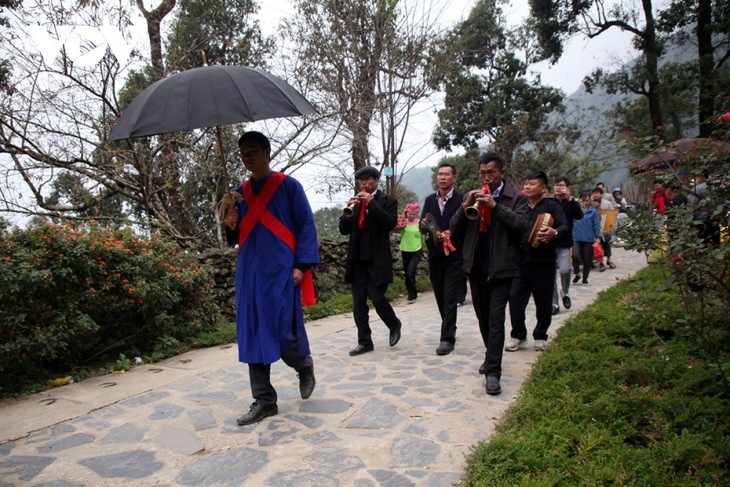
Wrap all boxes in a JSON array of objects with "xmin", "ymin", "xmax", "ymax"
[{"xmin": 0, "ymin": 247, "xmax": 647, "ymax": 486}]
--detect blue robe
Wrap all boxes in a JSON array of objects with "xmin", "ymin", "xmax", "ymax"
[{"xmin": 233, "ymin": 173, "xmax": 319, "ymax": 365}]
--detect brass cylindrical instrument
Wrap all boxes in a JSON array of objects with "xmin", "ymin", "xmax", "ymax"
[
  {"xmin": 343, "ymin": 202, "xmax": 357, "ymax": 217},
  {"xmin": 464, "ymin": 202, "xmax": 480, "ymax": 220}
]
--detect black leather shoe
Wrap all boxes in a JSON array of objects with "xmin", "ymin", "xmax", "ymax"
[
  {"xmin": 237, "ymin": 402, "xmax": 277, "ymax": 426},
  {"xmin": 298, "ymin": 366, "xmax": 316, "ymax": 399},
  {"xmin": 478, "ymin": 361, "xmax": 486, "ymax": 375},
  {"xmin": 436, "ymin": 341, "xmax": 454, "ymax": 355},
  {"xmin": 486, "ymin": 376, "xmax": 501, "ymax": 395},
  {"xmin": 562, "ymin": 295, "xmax": 572, "ymax": 309},
  {"xmin": 349, "ymin": 344, "xmax": 374, "ymax": 356},
  {"xmin": 552, "ymin": 304, "xmax": 559, "ymax": 315},
  {"xmin": 389, "ymin": 322, "xmax": 402, "ymax": 347},
  {"xmin": 573, "ymin": 274, "xmax": 580, "ymax": 284}
]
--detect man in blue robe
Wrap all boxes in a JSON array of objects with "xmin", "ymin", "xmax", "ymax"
[{"xmin": 221, "ymin": 131, "xmax": 320, "ymax": 426}]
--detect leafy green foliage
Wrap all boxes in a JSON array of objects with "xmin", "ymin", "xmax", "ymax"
[
  {"xmin": 431, "ymin": 0, "xmax": 564, "ymax": 155},
  {"xmin": 0, "ymin": 222, "xmax": 222, "ymax": 396},
  {"xmin": 165, "ymin": 0, "xmax": 272, "ymax": 70},
  {"xmin": 464, "ymin": 265, "xmax": 729, "ymax": 485}
]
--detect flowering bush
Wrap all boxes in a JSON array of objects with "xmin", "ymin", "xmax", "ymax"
[{"xmin": 0, "ymin": 221, "xmax": 220, "ymax": 394}]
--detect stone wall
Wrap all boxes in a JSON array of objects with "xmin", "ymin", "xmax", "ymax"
[{"xmin": 198, "ymin": 237, "xmax": 428, "ymax": 316}]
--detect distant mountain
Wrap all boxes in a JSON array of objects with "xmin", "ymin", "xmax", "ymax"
[{"xmin": 400, "ymin": 166, "xmax": 435, "ymax": 206}]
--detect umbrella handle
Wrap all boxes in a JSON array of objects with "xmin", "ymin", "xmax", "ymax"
[{"xmin": 215, "ymin": 126, "xmax": 231, "ymax": 192}]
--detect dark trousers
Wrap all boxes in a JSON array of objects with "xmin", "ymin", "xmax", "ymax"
[
  {"xmin": 429, "ymin": 257, "xmax": 463, "ymax": 344},
  {"xmin": 601, "ymin": 234, "xmax": 612, "ymax": 259},
  {"xmin": 401, "ymin": 250, "xmax": 422, "ymax": 300},
  {"xmin": 509, "ymin": 263, "xmax": 556, "ymax": 341},
  {"xmin": 572, "ymin": 241, "xmax": 593, "ymax": 281},
  {"xmin": 249, "ymin": 338, "xmax": 312, "ymax": 407},
  {"xmin": 457, "ymin": 271, "xmax": 467, "ymax": 303},
  {"xmin": 352, "ymin": 262, "xmax": 401, "ymax": 346},
  {"xmin": 469, "ymin": 276, "xmax": 512, "ymax": 378}
]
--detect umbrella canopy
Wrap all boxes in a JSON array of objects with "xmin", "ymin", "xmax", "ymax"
[
  {"xmin": 108, "ymin": 65, "xmax": 318, "ymax": 141},
  {"xmin": 631, "ymin": 137, "xmax": 730, "ymax": 175}
]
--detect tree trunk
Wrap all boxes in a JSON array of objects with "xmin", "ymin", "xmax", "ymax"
[
  {"xmin": 641, "ymin": 0, "xmax": 664, "ymax": 139},
  {"xmin": 696, "ymin": 0, "xmax": 714, "ymax": 137}
]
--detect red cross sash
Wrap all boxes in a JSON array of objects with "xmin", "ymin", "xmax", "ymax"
[{"xmin": 238, "ymin": 172, "xmax": 316, "ymax": 306}]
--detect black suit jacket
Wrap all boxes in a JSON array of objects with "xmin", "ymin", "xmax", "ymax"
[{"xmin": 339, "ymin": 190, "xmax": 398, "ymax": 286}]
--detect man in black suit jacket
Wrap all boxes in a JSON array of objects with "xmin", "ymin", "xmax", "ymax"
[
  {"xmin": 420, "ymin": 162, "xmax": 464, "ymax": 355},
  {"xmin": 339, "ymin": 166, "xmax": 402, "ymax": 356}
]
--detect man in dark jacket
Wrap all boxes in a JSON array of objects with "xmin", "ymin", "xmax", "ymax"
[
  {"xmin": 551, "ymin": 177, "xmax": 583, "ymax": 313},
  {"xmin": 340, "ymin": 166, "xmax": 402, "ymax": 356},
  {"xmin": 506, "ymin": 170, "xmax": 568, "ymax": 354},
  {"xmin": 420, "ymin": 162, "xmax": 464, "ymax": 355},
  {"xmin": 451, "ymin": 152, "xmax": 529, "ymax": 395}
]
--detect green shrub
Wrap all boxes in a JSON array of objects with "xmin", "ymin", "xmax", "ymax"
[{"xmin": 0, "ymin": 222, "xmax": 221, "ymax": 395}]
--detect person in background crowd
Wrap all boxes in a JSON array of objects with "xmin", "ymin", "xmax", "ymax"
[
  {"xmin": 596, "ymin": 182, "xmax": 617, "ymax": 206},
  {"xmin": 220, "ymin": 131, "xmax": 319, "ymax": 426},
  {"xmin": 667, "ymin": 182, "xmax": 688, "ymax": 207},
  {"xmin": 551, "ymin": 177, "xmax": 583, "ymax": 314},
  {"xmin": 591, "ymin": 187, "xmax": 616, "ymax": 271},
  {"xmin": 340, "ymin": 166, "xmax": 402, "ymax": 357},
  {"xmin": 612, "ymin": 188, "xmax": 629, "ymax": 212},
  {"xmin": 572, "ymin": 191, "xmax": 602, "ymax": 285},
  {"xmin": 420, "ymin": 162, "xmax": 464, "ymax": 356},
  {"xmin": 396, "ymin": 203, "xmax": 423, "ymax": 304},
  {"xmin": 652, "ymin": 179, "xmax": 669, "ymax": 214},
  {"xmin": 506, "ymin": 170, "xmax": 568, "ymax": 354},
  {"xmin": 450, "ymin": 152, "xmax": 528, "ymax": 395}
]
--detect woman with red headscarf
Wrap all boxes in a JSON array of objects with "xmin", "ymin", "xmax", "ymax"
[{"xmin": 396, "ymin": 203, "xmax": 423, "ymax": 303}]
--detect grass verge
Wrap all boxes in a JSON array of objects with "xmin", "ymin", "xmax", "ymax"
[{"xmin": 464, "ymin": 264, "xmax": 729, "ymax": 485}]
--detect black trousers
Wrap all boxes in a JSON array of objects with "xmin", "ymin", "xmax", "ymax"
[
  {"xmin": 469, "ymin": 276, "xmax": 512, "ymax": 378},
  {"xmin": 430, "ymin": 257, "xmax": 463, "ymax": 344},
  {"xmin": 249, "ymin": 338, "xmax": 312, "ymax": 407},
  {"xmin": 572, "ymin": 241, "xmax": 593, "ymax": 281},
  {"xmin": 509, "ymin": 263, "xmax": 556, "ymax": 341},
  {"xmin": 401, "ymin": 250, "xmax": 422, "ymax": 300},
  {"xmin": 351, "ymin": 262, "xmax": 401, "ymax": 346}
]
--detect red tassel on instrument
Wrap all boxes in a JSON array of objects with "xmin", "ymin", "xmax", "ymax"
[
  {"xmin": 441, "ymin": 230, "xmax": 457, "ymax": 256},
  {"xmin": 479, "ymin": 184, "xmax": 492, "ymax": 233},
  {"xmin": 357, "ymin": 199, "xmax": 367, "ymax": 230}
]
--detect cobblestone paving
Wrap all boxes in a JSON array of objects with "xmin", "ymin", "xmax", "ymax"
[{"xmin": 0, "ymin": 248, "xmax": 647, "ymax": 486}]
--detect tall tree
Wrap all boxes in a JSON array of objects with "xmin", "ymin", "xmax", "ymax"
[
  {"xmin": 530, "ymin": 0, "xmax": 666, "ymax": 138},
  {"xmin": 165, "ymin": 0, "xmax": 271, "ymax": 70},
  {"xmin": 284, "ymin": 0, "xmax": 447, "ymax": 197},
  {"xmin": 430, "ymin": 0, "xmax": 563, "ymax": 161},
  {"xmin": 658, "ymin": 0, "xmax": 730, "ymax": 136},
  {"xmin": 0, "ymin": 0, "xmax": 323, "ymax": 247}
]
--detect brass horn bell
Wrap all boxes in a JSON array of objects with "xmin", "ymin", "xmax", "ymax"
[
  {"xmin": 343, "ymin": 202, "xmax": 357, "ymax": 217},
  {"xmin": 465, "ymin": 202, "xmax": 480, "ymax": 220}
]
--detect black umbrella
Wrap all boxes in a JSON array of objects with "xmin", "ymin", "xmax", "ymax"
[{"xmin": 107, "ymin": 65, "xmax": 318, "ymax": 189}]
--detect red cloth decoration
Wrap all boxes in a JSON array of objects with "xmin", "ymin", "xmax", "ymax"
[
  {"xmin": 441, "ymin": 230, "xmax": 456, "ymax": 256},
  {"xmin": 357, "ymin": 198, "xmax": 367, "ymax": 229},
  {"xmin": 301, "ymin": 269, "xmax": 316, "ymax": 306},
  {"xmin": 479, "ymin": 184, "xmax": 492, "ymax": 233}
]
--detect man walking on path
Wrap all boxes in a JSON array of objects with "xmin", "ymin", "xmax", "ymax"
[
  {"xmin": 551, "ymin": 177, "xmax": 583, "ymax": 313},
  {"xmin": 340, "ymin": 166, "xmax": 402, "ymax": 356},
  {"xmin": 506, "ymin": 170, "xmax": 568, "ymax": 354},
  {"xmin": 220, "ymin": 131, "xmax": 320, "ymax": 426},
  {"xmin": 420, "ymin": 162, "xmax": 464, "ymax": 355},
  {"xmin": 451, "ymin": 152, "xmax": 528, "ymax": 395}
]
